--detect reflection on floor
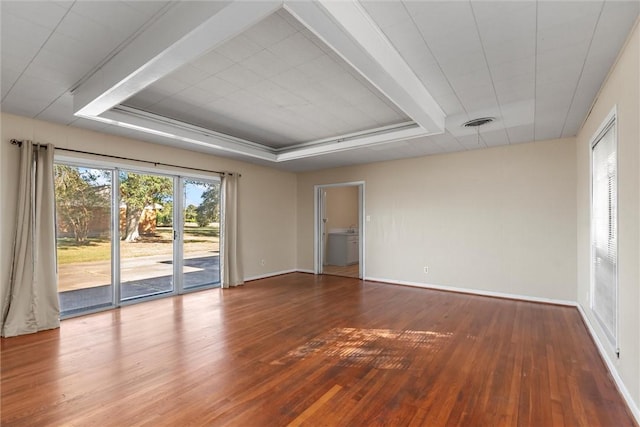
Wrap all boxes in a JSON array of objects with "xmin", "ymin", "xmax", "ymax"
[{"xmin": 323, "ymin": 263, "xmax": 359, "ymax": 278}]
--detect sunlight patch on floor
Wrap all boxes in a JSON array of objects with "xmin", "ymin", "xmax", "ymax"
[{"xmin": 274, "ymin": 328, "xmax": 452, "ymax": 370}]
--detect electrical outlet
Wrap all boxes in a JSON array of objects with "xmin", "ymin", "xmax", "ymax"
[
  {"xmin": 423, "ymin": 266, "xmax": 429, "ymax": 274},
  {"xmin": 260, "ymin": 259, "xmax": 266, "ymax": 266}
]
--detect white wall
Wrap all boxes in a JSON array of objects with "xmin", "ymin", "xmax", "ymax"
[
  {"xmin": 298, "ymin": 137, "xmax": 577, "ymax": 302},
  {"xmin": 325, "ymin": 186, "xmax": 359, "ymax": 232},
  {"xmin": 0, "ymin": 113, "xmax": 298, "ymax": 302},
  {"xmin": 576, "ymin": 21, "xmax": 640, "ymax": 416},
  {"xmin": 0, "ymin": 123, "xmax": 8, "ymax": 313}
]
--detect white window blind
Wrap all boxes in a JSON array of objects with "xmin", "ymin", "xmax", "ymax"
[{"xmin": 591, "ymin": 119, "xmax": 617, "ymax": 347}]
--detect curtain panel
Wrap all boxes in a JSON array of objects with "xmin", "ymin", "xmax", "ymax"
[
  {"xmin": 221, "ymin": 173, "xmax": 244, "ymax": 288},
  {"xmin": 2, "ymin": 141, "xmax": 60, "ymax": 337}
]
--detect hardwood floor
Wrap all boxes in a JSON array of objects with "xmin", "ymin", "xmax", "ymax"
[
  {"xmin": 1, "ymin": 273, "xmax": 635, "ymax": 426},
  {"xmin": 323, "ymin": 263, "xmax": 360, "ymax": 278}
]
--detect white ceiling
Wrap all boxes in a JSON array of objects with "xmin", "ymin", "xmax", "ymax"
[
  {"xmin": 1, "ymin": 1, "xmax": 638, "ymax": 172},
  {"xmin": 124, "ymin": 9, "xmax": 410, "ymax": 148}
]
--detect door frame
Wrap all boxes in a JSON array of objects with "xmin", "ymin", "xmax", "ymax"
[{"xmin": 314, "ymin": 181, "xmax": 365, "ymax": 279}]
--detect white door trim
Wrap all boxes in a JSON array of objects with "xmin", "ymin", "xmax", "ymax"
[{"xmin": 314, "ymin": 181, "xmax": 365, "ymax": 279}]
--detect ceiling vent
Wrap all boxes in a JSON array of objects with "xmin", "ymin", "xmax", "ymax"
[{"xmin": 462, "ymin": 117, "xmax": 494, "ymax": 127}]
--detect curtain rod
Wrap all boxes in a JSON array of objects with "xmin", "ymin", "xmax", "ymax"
[{"xmin": 9, "ymin": 139, "xmax": 240, "ymax": 177}]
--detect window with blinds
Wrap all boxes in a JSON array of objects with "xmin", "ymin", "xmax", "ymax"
[{"xmin": 591, "ymin": 116, "xmax": 617, "ymax": 348}]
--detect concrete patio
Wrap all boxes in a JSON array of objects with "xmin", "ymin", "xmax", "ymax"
[{"xmin": 58, "ymin": 252, "xmax": 220, "ymax": 315}]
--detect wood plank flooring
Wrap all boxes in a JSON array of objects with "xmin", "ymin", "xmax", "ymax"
[
  {"xmin": 323, "ymin": 263, "xmax": 360, "ymax": 278},
  {"xmin": 1, "ymin": 273, "xmax": 636, "ymax": 426}
]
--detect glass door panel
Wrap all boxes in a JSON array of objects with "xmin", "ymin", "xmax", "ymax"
[
  {"xmin": 55, "ymin": 165, "xmax": 113, "ymax": 316},
  {"xmin": 119, "ymin": 171, "xmax": 174, "ymax": 300},
  {"xmin": 183, "ymin": 179, "xmax": 221, "ymax": 289}
]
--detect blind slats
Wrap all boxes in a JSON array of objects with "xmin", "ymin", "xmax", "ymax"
[{"xmin": 591, "ymin": 122, "xmax": 617, "ymax": 345}]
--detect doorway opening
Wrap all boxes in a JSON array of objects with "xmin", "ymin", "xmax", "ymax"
[{"xmin": 314, "ymin": 182, "xmax": 365, "ymax": 279}]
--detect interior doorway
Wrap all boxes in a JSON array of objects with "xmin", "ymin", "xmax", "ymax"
[{"xmin": 315, "ymin": 182, "xmax": 365, "ymax": 279}]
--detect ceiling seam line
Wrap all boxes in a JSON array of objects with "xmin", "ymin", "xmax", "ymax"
[
  {"xmin": 67, "ymin": 2, "xmax": 177, "ymax": 95},
  {"xmin": 346, "ymin": 4, "xmax": 437, "ymax": 120},
  {"xmin": 35, "ymin": 1, "xmax": 177, "ymax": 120},
  {"xmin": 469, "ymin": 0, "xmax": 510, "ymax": 147},
  {"xmin": 1, "ymin": 1, "xmax": 77, "ymax": 104},
  {"xmin": 558, "ymin": 1, "xmax": 605, "ymax": 138},
  {"xmin": 285, "ymin": 1, "xmax": 421, "ymax": 128},
  {"xmin": 298, "ymin": 19, "xmax": 387, "ymax": 109},
  {"xmin": 400, "ymin": 2, "xmax": 467, "ymax": 151}
]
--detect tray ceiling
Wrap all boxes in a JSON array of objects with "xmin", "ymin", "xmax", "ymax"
[
  {"xmin": 1, "ymin": 1, "xmax": 638, "ymax": 172},
  {"xmin": 123, "ymin": 9, "xmax": 410, "ymax": 148}
]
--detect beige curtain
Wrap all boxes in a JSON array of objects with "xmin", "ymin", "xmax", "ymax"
[
  {"xmin": 2, "ymin": 141, "xmax": 59, "ymax": 337},
  {"xmin": 221, "ymin": 173, "xmax": 243, "ymax": 288}
]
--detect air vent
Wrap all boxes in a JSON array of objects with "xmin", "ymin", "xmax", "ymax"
[{"xmin": 462, "ymin": 117, "xmax": 494, "ymax": 127}]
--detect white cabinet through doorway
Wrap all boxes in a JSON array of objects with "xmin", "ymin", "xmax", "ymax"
[{"xmin": 327, "ymin": 233, "xmax": 358, "ymax": 266}]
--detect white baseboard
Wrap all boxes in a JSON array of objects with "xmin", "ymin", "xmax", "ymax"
[
  {"xmin": 244, "ymin": 269, "xmax": 298, "ymax": 282},
  {"xmin": 364, "ymin": 276, "xmax": 577, "ymax": 306},
  {"xmin": 296, "ymin": 269, "xmax": 315, "ymax": 274},
  {"xmin": 576, "ymin": 304, "xmax": 640, "ymax": 424}
]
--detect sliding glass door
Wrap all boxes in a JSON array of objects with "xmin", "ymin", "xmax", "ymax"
[
  {"xmin": 182, "ymin": 179, "xmax": 221, "ymax": 290},
  {"xmin": 55, "ymin": 162, "xmax": 221, "ymax": 317},
  {"xmin": 119, "ymin": 171, "xmax": 175, "ymax": 301},
  {"xmin": 56, "ymin": 165, "xmax": 114, "ymax": 316}
]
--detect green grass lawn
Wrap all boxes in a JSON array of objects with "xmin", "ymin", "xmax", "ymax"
[
  {"xmin": 57, "ymin": 226, "xmax": 219, "ymax": 265},
  {"xmin": 57, "ymin": 237, "xmax": 111, "ymax": 264}
]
